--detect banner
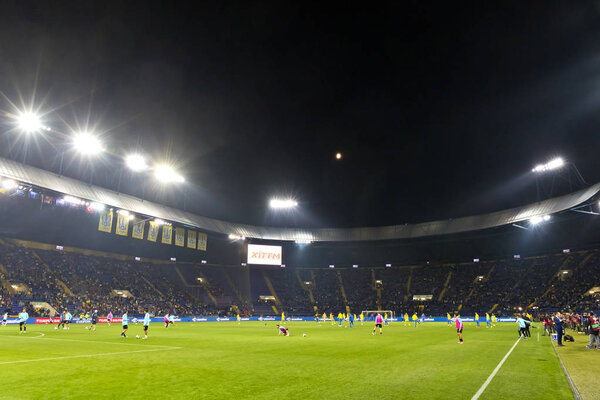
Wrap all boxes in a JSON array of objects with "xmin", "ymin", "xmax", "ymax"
[
  {"xmin": 132, "ymin": 220, "xmax": 145, "ymax": 240},
  {"xmin": 148, "ymin": 221, "xmax": 159, "ymax": 242},
  {"xmin": 115, "ymin": 213, "xmax": 130, "ymax": 236},
  {"xmin": 187, "ymin": 230, "xmax": 197, "ymax": 249},
  {"xmin": 175, "ymin": 227, "xmax": 185, "ymax": 247},
  {"xmin": 197, "ymin": 232, "xmax": 207, "ymax": 251},
  {"xmin": 162, "ymin": 225, "xmax": 173, "ymax": 245},
  {"xmin": 98, "ymin": 210, "xmax": 113, "ymax": 233}
]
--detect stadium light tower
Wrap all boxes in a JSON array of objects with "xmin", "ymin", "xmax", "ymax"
[
  {"xmin": 73, "ymin": 132, "xmax": 103, "ymax": 155},
  {"xmin": 269, "ymin": 199, "xmax": 298, "ymax": 209},
  {"xmin": 531, "ymin": 157, "xmax": 564, "ymax": 173},
  {"xmin": 125, "ymin": 154, "xmax": 147, "ymax": 172},
  {"xmin": 154, "ymin": 165, "xmax": 185, "ymax": 183}
]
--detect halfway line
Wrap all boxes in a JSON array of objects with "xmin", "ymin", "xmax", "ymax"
[{"xmin": 471, "ymin": 337, "xmax": 520, "ymax": 400}]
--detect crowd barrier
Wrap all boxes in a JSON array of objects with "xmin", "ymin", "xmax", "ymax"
[{"xmin": 2, "ymin": 316, "xmax": 518, "ymax": 324}]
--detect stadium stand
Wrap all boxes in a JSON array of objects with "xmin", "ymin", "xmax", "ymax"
[{"xmin": 0, "ymin": 237, "xmax": 599, "ymax": 319}]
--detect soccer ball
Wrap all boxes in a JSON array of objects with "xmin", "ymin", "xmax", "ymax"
[
  {"xmin": 54, "ymin": 327, "xmax": 58, "ymax": 330},
  {"xmin": 135, "ymin": 335, "xmax": 140, "ymax": 339},
  {"xmin": 303, "ymin": 333, "xmax": 306, "ymax": 337}
]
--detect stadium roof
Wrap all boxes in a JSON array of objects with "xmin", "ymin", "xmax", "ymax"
[{"xmin": 1, "ymin": 156, "xmax": 599, "ymax": 242}]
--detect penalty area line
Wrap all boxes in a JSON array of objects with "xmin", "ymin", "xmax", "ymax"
[
  {"xmin": 0, "ymin": 347, "xmax": 181, "ymax": 365},
  {"xmin": 471, "ymin": 337, "xmax": 520, "ymax": 400}
]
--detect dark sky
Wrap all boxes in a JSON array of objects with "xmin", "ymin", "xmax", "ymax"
[{"xmin": 1, "ymin": 1, "xmax": 600, "ymax": 228}]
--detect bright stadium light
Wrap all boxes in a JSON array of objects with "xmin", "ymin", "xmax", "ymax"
[
  {"xmin": 269, "ymin": 199, "xmax": 298, "ymax": 209},
  {"xmin": 532, "ymin": 157, "xmax": 565, "ymax": 173},
  {"xmin": 228, "ymin": 234, "xmax": 244, "ymax": 240},
  {"xmin": 1, "ymin": 179, "xmax": 18, "ymax": 189},
  {"xmin": 89, "ymin": 202, "xmax": 105, "ymax": 211},
  {"xmin": 530, "ymin": 214, "xmax": 551, "ymax": 225},
  {"xmin": 17, "ymin": 112, "xmax": 42, "ymax": 133},
  {"xmin": 73, "ymin": 133, "xmax": 103, "ymax": 155},
  {"xmin": 125, "ymin": 154, "xmax": 148, "ymax": 172},
  {"xmin": 154, "ymin": 165, "xmax": 184, "ymax": 183},
  {"xmin": 154, "ymin": 219, "xmax": 166, "ymax": 225}
]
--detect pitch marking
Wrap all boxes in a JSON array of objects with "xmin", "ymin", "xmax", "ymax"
[{"xmin": 471, "ymin": 337, "xmax": 520, "ymax": 400}]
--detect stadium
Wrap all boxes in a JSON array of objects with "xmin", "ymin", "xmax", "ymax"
[{"xmin": 2, "ymin": 2, "xmax": 600, "ymax": 400}]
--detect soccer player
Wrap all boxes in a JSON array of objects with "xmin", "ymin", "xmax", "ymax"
[
  {"xmin": 338, "ymin": 312, "xmax": 343, "ymax": 327},
  {"xmin": 88, "ymin": 310, "xmax": 98, "ymax": 332},
  {"xmin": 349, "ymin": 313, "xmax": 355, "ymax": 328},
  {"xmin": 164, "ymin": 313, "xmax": 170, "ymax": 328},
  {"xmin": 360, "ymin": 312, "xmax": 364, "ymax": 325},
  {"xmin": 237, "ymin": 314, "xmax": 241, "ymax": 324},
  {"xmin": 276, "ymin": 324, "xmax": 289, "ymax": 336},
  {"xmin": 456, "ymin": 315, "xmax": 464, "ymax": 344},
  {"xmin": 384, "ymin": 313, "xmax": 389, "ymax": 325},
  {"xmin": 18, "ymin": 307, "xmax": 28, "ymax": 334},
  {"xmin": 491, "ymin": 313, "xmax": 497, "ymax": 327},
  {"xmin": 64, "ymin": 310, "xmax": 72, "ymax": 330},
  {"xmin": 404, "ymin": 313, "xmax": 409, "ymax": 326},
  {"xmin": 142, "ymin": 309, "xmax": 150, "ymax": 339},
  {"xmin": 516, "ymin": 315, "xmax": 527, "ymax": 339},
  {"xmin": 412, "ymin": 313, "xmax": 418, "ymax": 327},
  {"xmin": 372, "ymin": 313, "xmax": 383, "ymax": 335},
  {"xmin": 486, "ymin": 312, "xmax": 491, "ymax": 328},
  {"xmin": 322, "ymin": 312, "xmax": 327, "ymax": 323},
  {"xmin": 475, "ymin": 312, "xmax": 480, "ymax": 328},
  {"xmin": 107, "ymin": 311, "xmax": 113, "ymax": 327},
  {"xmin": 2, "ymin": 311, "xmax": 7, "ymax": 326},
  {"xmin": 121, "ymin": 311, "xmax": 128, "ymax": 338},
  {"xmin": 56, "ymin": 310, "xmax": 65, "ymax": 329},
  {"xmin": 329, "ymin": 312, "xmax": 335, "ymax": 325},
  {"xmin": 447, "ymin": 312, "xmax": 452, "ymax": 326}
]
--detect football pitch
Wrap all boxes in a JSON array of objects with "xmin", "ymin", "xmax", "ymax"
[{"xmin": 0, "ymin": 321, "xmax": 574, "ymax": 399}]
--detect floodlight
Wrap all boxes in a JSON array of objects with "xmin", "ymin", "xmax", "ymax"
[
  {"xmin": 228, "ymin": 234, "xmax": 244, "ymax": 240},
  {"xmin": 1, "ymin": 179, "xmax": 17, "ymax": 189},
  {"xmin": 295, "ymin": 239, "xmax": 312, "ymax": 244},
  {"xmin": 135, "ymin": 257, "xmax": 141, "ymax": 261},
  {"xmin": 530, "ymin": 214, "xmax": 551, "ymax": 225},
  {"xmin": 154, "ymin": 219, "xmax": 166, "ymax": 225},
  {"xmin": 385, "ymin": 263, "xmax": 392, "ymax": 267},
  {"xmin": 89, "ymin": 202, "xmax": 105, "ymax": 211},
  {"xmin": 170, "ymin": 257, "xmax": 176, "ymax": 262},
  {"xmin": 154, "ymin": 165, "xmax": 184, "ymax": 183},
  {"xmin": 353, "ymin": 264, "xmax": 358, "ymax": 268},
  {"xmin": 73, "ymin": 133, "xmax": 103, "ymax": 155},
  {"xmin": 329, "ymin": 265, "xmax": 335, "ymax": 268},
  {"xmin": 269, "ymin": 199, "xmax": 298, "ymax": 209},
  {"xmin": 17, "ymin": 112, "xmax": 42, "ymax": 133},
  {"xmin": 532, "ymin": 157, "xmax": 565, "ymax": 173},
  {"xmin": 125, "ymin": 154, "xmax": 147, "ymax": 172},
  {"xmin": 117, "ymin": 209, "xmax": 130, "ymax": 216}
]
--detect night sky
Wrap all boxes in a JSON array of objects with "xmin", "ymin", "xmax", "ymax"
[{"xmin": 1, "ymin": 1, "xmax": 599, "ymax": 228}]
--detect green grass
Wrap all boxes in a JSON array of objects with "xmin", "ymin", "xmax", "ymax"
[
  {"xmin": 555, "ymin": 329, "xmax": 600, "ymax": 400},
  {"xmin": 0, "ymin": 321, "xmax": 573, "ymax": 399}
]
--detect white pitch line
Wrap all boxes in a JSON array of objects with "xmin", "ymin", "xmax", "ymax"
[
  {"xmin": 0, "ymin": 347, "xmax": 181, "ymax": 365},
  {"xmin": 0, "ymin": 333, "xmax": 179, "ymax": 349},
  {"xmin": 471, "ymin": 337, "xmax": 520, "ymax": 400}
]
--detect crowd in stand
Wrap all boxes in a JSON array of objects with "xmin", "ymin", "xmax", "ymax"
[{"xmin": 1, "ymin": 241, "xmax": 599, "ymax": 319}]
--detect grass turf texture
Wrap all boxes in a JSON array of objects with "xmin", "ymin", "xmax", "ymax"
[
  {"xmin": 555, "ymin": 329, "xmax": 600, "ymax": 400},
  {"xmin": 0, "ymin": 322, "xmax": 573, "ymax": 400}
]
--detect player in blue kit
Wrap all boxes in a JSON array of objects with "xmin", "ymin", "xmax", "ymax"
[
  {"xmin": 121, "ymin": 311, "xmax": 128, "ymax": 338},
  {"xmin": 18, "ymin": 308, "xmax": 28, "ymax": 333}
]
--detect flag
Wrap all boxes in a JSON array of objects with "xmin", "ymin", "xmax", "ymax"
[
  {"xmin": 115, "ymin": 213, "xmax": 130, "ymax": 236},
  {"xmin": 187, "ymin": 230, "xmax": 197, "ymax": 249},
  {"xmin": 132, "ymin": 220, "xmax": 145, "ymax": 240},
  {"xmin": 175, "ymin": 227, "xmax": 185, "ymax": 247},
  {"xmin": 161, "ymin": 225, "xmax": 173, "ymax": 245},
  {"xmin": 98, "ymin": 210, "xmax": 113, "ymax": 233},
  {"xmin": 197, "ymin": 232, "xmax": 207, "ymax": 251},
  {"xmin": 148, "ymin": 221, "xmax": 159, "ymax": 242}
]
